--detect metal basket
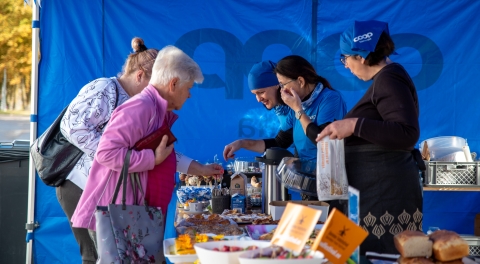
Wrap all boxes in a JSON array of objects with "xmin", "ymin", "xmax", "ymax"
[
  {"xmin": 461, "ymin": 235, "xmax": 480, "ymax": 256},
  {"xmin": 424, "ymin": 161, "xmax": 480, "ymax": 186}
]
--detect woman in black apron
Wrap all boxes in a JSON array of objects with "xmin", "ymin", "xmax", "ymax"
[{"xmin": 317, "ymin": 20, "xmax": 423, "ymax": 254}]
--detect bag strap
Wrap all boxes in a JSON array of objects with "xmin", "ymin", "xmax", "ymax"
[
  {"xmin": 129, "ymin": 173, "xmax": 139, "ymax": 205},
  {"xmin": 133, "ymin": 173, "xmax": 150, "ymax": 210},
  {"xmin": 98, "ymin": 80, "xmax": 120, "ymax": 131},
  {"xmin": 111, "ymin": 149, "xmax": 132, "ymax": 210},
  {"xmin": 110, "ymin": 150, "xmax": 149, "ymax": 211}
]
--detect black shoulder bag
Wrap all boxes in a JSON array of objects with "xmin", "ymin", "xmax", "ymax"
[{"xmin": 31, "ymin": 82, "xmax": 119, "ymax": 187}]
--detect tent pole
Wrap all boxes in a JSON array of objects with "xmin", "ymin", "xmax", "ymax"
[{"xmin": 26, "ymin": 2, "xmax": 40, "ymax": 264}]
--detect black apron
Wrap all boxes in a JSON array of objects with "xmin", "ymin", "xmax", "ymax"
[{"xmin": 345, "ymin": 144, "xmax": 423, "ymax": 255}]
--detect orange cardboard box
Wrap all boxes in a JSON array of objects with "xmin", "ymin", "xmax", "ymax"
[
  {"xmin": 270, "ymin": 202, "xmax": 323, "ymax": 253},
  {"xmin": 311, "ymin": 208, "xmax": 368, "ymax": 264}
]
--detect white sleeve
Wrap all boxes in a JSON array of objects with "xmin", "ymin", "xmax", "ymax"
[
  {"xmin": 60, "ymin": 78, "xmax": 118, "ymax": 161},
  {"xmin": 175, "ymin": 151, "xmax": 193, "ymax": 173}
]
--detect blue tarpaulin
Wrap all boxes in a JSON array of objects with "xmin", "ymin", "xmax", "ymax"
[{"xmin": 33, "ymin": 0, "xmax": 480, "ymax": 262}]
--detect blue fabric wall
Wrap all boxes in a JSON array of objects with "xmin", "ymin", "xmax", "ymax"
[{"xmin": 34, "ymin": 0, "xmax": 480, "ymax": 262}]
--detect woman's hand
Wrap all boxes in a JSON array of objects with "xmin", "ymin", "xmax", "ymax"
[
  {"xmin": 201, "ymin": 163, "xmax": 224, "ymax": 180},
  {"xmin": 316, "ymin": 118, "xmax": 358, "ymax": 141},
  {"xmin": 223, "ymin": 140, "xmax": 242, "ymax": 161},
  {"xmin": 154, "ymin": 135, "xmax": 174, "ymax": 165},
  {"xmin": 280, "ymin": 87, "xmax": 302, "ymax": 112}
]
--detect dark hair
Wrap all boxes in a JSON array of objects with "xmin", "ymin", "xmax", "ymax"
[
  {"xmin": 274, "ymin": 55, "xmax": 332, "ymax": 90},
  {"xmin": 275, "ymin": 85, "xmax": 285, "ymax": 105},
  {"xmin": 364, "ymin": 32, "xmax": 395, "ymax": 66},
  {"xmin": 120, "ymin": 37, "xmax": 158, "ymax": 78}
]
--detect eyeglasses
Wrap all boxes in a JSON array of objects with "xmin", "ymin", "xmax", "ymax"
[
  {"xmin": 279, "ymin": 79, "xmax": 296, "ymax": 89},
  {"xmin": 340, "ymin": 54, "xmax": 354, "ymax": 65}
]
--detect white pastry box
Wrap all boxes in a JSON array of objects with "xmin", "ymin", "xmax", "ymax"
[{"xmin": 269, "ymin": 201, "xmax": 329, "ymax": 222}]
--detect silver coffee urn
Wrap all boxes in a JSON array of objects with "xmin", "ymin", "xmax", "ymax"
[{"xmin": 255, "ymin": 147, "xmax": 293, "ymax": 215}]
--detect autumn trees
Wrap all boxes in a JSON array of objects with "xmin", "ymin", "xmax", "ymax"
[{"xmin": 0, "ymin": 0, "xmax": 32, "ymax": 111}]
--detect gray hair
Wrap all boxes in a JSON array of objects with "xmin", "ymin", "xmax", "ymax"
[{"xmin": 149, "ymin": 45, "xmax": 204, "ymax": 87}]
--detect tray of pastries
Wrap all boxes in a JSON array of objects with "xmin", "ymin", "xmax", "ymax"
[
  {"xmin": 175, "ymin": 213, "xmax": 245, "ymax": 237},
  {"xmin": 221, "ymin": 209, "xmax": 272, "ymax": 224}
]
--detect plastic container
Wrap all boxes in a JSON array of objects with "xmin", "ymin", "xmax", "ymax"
[
  {"xmin": 275, "ymin": 157, "xmax": 317, "ymax": 196},
  {"xmin": 459, "ymin": 235, "xmax": 480, "ymax": 256},
  {"xmin": 163, "ymin": 238, "xmax": 198, "ymax": 263},
  {"xmin": 238, "ymin": 246, "xmax": 325, "ymax": 264},
  {"xmin": 234, "ymin": 158, "xmax": 261, "ymax": 173},
  {"xmin": 424, "ymin": 161, "xmax": 480, "ymax": 186},
  {"xmin": 194, "ymin": 240, "xmax": 271, "ymax": 264},
  {"xmin": 212, "ymin": 195, "xmax": 231, "ymax": 214},
  {"xmin": 419, "ymin": 136, "xmax": 466, "ymax": 161}
]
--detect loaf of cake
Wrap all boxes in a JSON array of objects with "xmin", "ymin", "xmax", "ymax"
[
  {"xmin": 429, "ymin": 230, "xmax": 469, "ymax": 262},
  {"xmin": 394, "ymin": 230, "xmax": 433, "ymax": 258}
]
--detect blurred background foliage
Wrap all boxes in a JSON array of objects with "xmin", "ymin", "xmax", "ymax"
[{"xmin": 0, "ymin": 0, "xmax": 32, "ymax": 112}]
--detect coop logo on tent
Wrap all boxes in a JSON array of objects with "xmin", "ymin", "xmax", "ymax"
[{"xmin": 353, "ymin": 32, "xmax": 373, "ymax": 43}]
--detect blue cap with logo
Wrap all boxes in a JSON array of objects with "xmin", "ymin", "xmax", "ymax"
[
  {"xmin": 340, "ymin": 20, "xmax": 390, "ymax": 58},
  {"xmin": 248, "ymin": 60, "xmax": 278, "ymax": 91}
]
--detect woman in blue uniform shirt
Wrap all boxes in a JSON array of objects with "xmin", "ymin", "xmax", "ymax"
[{"xmin": 275, "ymin": 55, "xmax": 347, "ymax": 161}]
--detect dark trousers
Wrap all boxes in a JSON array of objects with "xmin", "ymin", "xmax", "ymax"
[{"xmin": 56, "ymin": 180, "xmax": 98, "ymax": 264}]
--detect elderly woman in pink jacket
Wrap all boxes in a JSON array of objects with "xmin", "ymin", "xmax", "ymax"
[{"xmin": 71, "ymin": 45, "xmax": 216, "ymax": 263}]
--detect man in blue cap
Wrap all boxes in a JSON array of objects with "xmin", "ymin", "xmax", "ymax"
[
  {"xmin": 248, "ymin": 60, "xmax": 281, "ymax": 110},
  {"xmin": 248, "ymin": 60, "xmax": 292, "ymax": 131},
  {"xmin": 223, "ymin": 60, "xmax": 293, "ymax": 160}
]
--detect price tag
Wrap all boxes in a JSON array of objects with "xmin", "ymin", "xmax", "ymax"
[
  {"xmin": 311, "ymin": 208, "xmax": 368, "ymax": 264},
  {"xmin": 271, "ymin": 202, "xmax": 322, "ymax": 253}
]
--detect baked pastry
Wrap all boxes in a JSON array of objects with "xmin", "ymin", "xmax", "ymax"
[
  {"xmin": 429, "ymin": 230, "xmax": 469, "ymax": 262},
  {"xmin": 394, "ymin": 230, "xmax": 433, "ymax": 258},
  {"xmin": 259, "ymin": 231, "xmax": 275, "ymax": 241},
  {"xmin": 434, "ymin": 259, "xmax": 464, "ymax": 264},
  {"xmin": 397, "ymin": 256, "xmax": 435, "ymax": 264}
]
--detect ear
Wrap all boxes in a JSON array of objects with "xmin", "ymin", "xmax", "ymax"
[
  {"xmin": 297, "ymin": 76, "xmax": 306, "ymax": 88},
  {"xmin": 168, "ymin": 77, "xmax": 179, "ymax": 92},
  {"xmin": 135, "ymin": 70, "xmax": 143, "ymax": 83},
  {"xmin": 360, "ymin": 57, "xmax": 367, "ymax": 65}
]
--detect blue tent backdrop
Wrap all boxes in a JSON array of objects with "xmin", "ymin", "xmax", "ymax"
[{"xmin": 33, "ymin": 0, "xmax": 480, "ymax": 263}]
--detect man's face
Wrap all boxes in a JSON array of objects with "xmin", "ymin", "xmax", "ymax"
[{"xmin": 251, "ymin": 85, "xmax": 281, "ymax": 110}]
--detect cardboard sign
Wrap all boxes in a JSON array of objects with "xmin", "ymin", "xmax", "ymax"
[
  {"xmin": 271, "ymin": 203, "xmax": 322, "ymax": 253},
  {"xmin": 311, "ymin": 208, "xmax": 368, "ymax": 264}
]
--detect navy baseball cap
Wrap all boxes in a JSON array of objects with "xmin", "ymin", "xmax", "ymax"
[
  {"xmin": 340, "ymin": 20, "xmax": 390, "ymax": 58},
  {"xmin": 248, "ymin": 60, "xmax": 278, "ymax": 90}
]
